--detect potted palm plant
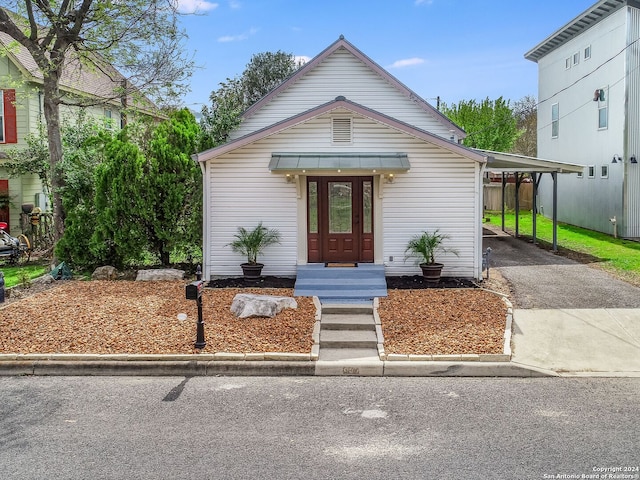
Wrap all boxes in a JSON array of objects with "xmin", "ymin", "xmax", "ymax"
[
  {"xmin": 404, "ymin": 229, "xmax": 459, "ymax": 283},
  {"xmin": 228, "ymin": 222, "xmax": 281, "ymax": 280}
]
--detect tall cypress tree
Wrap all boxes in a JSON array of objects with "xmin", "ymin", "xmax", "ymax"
[
  {"xmin": 91, "ymin": 133, "xmax": 148, "ymax": 269},
  {"xmin": 142, "ymin": 108, "xmax": 200, "ymax": 266}
]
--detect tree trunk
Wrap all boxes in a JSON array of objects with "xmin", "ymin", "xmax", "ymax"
[
  {"xmin": 41, "ymin": 75, "xmax": 65, "ymax": 248},
  {"xmin": 161, "ymin": 249, "xmax": 170, "ymax": 267}
]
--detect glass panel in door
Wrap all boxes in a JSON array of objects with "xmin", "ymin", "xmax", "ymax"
[{"xmin": 328, "ymin": 182, "xmax": 352, "ymax": 234}]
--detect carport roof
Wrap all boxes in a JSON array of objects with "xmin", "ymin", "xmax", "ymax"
[{"xmin": 477, "ymin": 149, "xmax": 584, "ymax": 174}]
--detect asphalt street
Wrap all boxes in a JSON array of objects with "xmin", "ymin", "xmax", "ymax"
[{"xmin": 1, "ymin": 376, "xmax": 638, "ymax": 480}]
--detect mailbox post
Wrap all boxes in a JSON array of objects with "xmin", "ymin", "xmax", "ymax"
[{"xmin": 185, "ymin": 270, "xmax": 206, "ymax": 349}]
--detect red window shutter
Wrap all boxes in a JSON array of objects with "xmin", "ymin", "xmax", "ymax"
[{"xmin": 3, "ymin": 89, "xmax": 17, "ymax": 144}]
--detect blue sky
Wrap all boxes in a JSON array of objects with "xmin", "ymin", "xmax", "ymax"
[{"xmin": 176, "ymin": 0, "xmax": 596, "ymax": 111}]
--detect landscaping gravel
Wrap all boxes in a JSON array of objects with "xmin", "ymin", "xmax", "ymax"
[{"xmin": 0, "ymin": 278, "xmax": 509, "ymax": 356}]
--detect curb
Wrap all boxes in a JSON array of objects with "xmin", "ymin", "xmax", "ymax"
[
  {"xmin": 0, "ymin": 358, "xmax": 554, "ymax": 377},
  {"xmin": 0, "ymin": 359, "xmax": 316, "ymax": 377}
]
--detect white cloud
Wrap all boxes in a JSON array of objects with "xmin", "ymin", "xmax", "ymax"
[
  {"xmin": 218, "ymin": 27, "xmax": 258, "ymax": 43},
  {"xmin": 229, "ymin": 0, "xmax": 241, "ymax": 8},
  {"xmin": 415, "ymin": 0, "xmax": 434, "ymax": 5},
  {"xmin": 388, "ymin": 57, "xmax": 426, "ymax": 68},
  {"xmin": 295, "ymin": 55, "xmax": 311, "ymax": 66},
  {"xmin": 175, "ymin": 0, "xmax": 219, "ymax": 14}
]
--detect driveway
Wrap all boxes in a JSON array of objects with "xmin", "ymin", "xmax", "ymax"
[{"xmin": 484, "ymin": 232, "xmax": 640, "ymax": 375}]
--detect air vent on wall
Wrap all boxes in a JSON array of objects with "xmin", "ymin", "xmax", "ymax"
[{"xmin": 332, "ymin": 117, "xmax": 352, "ymax": 144}]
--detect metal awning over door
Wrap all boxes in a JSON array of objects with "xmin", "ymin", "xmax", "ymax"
[{"xmin": 269, "ymin": 153, "xmax": 410, "ymax": 174}]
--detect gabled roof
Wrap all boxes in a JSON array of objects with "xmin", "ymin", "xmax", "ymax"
[
  {"xmin": 241, "ymin": 35, "xmax": 465, "ymax": 138},
  {"xmin": 194, "ymin": 96, "xmax": 485, "ymax": 164},
  {"xmin": 525, "ymin": 0, "xmax": 629, "ymax": 62},
  {"xmin": 0, "ymin": 31, "xmax": 159, "ymax": 115},
  {"xmin": 194, "ymin": 96, "xmax": 585, "ymax": 176}
]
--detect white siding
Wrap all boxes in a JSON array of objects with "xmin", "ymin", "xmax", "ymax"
[
  {"xmin": 231, "ymin": 48, "xmax": 453, "ymax": 141},
  {"xmin": 205, "ymin": 114, "xmax": 480, "ymax": 279},
  {"xmin": 625, "ymin": 6, "xmax": 640, "ymax": 237},
  {"xmin": 537, "ymin": 7, "xmax": 628, "ymax": 235}
]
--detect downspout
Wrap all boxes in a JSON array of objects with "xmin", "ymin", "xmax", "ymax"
[
  {"xmin": 476, "ymin": 161, "xmax": 485, "ymax": 280},
  {"xmin": 38, "ymin": 90, "xmax": 43, "ymax": 120},
  {"xmin": 193, "ymin": 153, "xmax": 209, "ymax": 282}
]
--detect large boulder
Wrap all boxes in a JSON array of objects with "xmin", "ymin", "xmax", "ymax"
[
  {"xmin": 135, "ymin": 269, "xmax": 185, "ymax": 281},
  {"xmin": 92, "ymin": 266, "xmax": 117, "ymax": 281},
  {"xmin": 230, "ymin": 293, "xmax": 297, "ymax": 319}
]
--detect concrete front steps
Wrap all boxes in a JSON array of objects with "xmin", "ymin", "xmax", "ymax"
[
  {"xmin": 316, "ymin": 303, "xmax": 384, "ymax": 376},
  {"xmin": 294, "ymin": 264, "xmax": 387, "ymax": 303}
]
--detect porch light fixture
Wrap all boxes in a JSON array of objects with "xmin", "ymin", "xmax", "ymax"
[
  {"xmin": 612, "ymin": 154, "xmax": 621, "ymax": 164},
  {"xmin": 384, "ymin": 173, "xmax": 395, "ymax": 183},
  {"xmin": 631, "ymin": 156, "xmax": 638, "ymax": 164},
  {"xmin": 285, "ymin": 174, "xmax": 295, "ymax": 183}
]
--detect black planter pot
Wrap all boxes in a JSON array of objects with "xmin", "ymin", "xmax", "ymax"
[
  {"xmin": 241, "ymin": 262, "xmax": 264, "ymax": 281},
  {"xmin": 420, "ymin": 263, "xmax": 444, "ymax": 284}
]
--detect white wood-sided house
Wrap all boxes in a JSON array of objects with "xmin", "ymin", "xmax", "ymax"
[
  {"xmin": 0, "ymin": 30, "xmax": 159, "ymax": 235},
  {"xmin": 526, "ymin": 0, "xmax": 640, "ymax": 238},
  {"xmin": 195, "ymin": 36, "xmax": 582, "ymax": 281}
]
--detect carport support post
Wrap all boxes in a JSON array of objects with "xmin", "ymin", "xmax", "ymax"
[
  {"xmin": 501, "ymin": 172, "xmax": 506, "ymax": 232},
  {"xmin": 532, "ymin": 172, "xmax": 538, "ymax": 244},
  {"xmin": 515, "ymin": 172, "xmax": 522, "ymax": 237},
  {"xmin": 552, "ymin": 171, "xmax": 558, "ymax": 252}
]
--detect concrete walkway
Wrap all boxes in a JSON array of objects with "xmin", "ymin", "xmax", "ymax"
[{"xmin": 485, "ymin": 232, "xmax": 640, "ymax": 376}]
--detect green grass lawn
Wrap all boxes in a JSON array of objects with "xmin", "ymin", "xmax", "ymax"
[
  {"xmin": 1, "ymin": 264, "xmax": 49, "ymax": 288},
  {"xmin": 485, "ymin": 211, "xmax": 640, "ymax": 286}
]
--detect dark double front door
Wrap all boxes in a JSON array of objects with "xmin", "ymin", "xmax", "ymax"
[{"xmin": 307, "ymin": 176, "xmax": 373, "ymax": 263}]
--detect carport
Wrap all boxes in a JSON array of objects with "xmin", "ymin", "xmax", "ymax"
[{"xmin": 476, "ymin": 149, "xmax": 583, "ymax": 251}]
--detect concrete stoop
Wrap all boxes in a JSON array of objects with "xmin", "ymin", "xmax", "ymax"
[{"xmin": 315, "ymin": 301, "xmax": 385, "ymax": 376}]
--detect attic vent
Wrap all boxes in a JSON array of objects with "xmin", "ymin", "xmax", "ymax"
[{"xmin": 332, "ymin": 117, "xmax": 352, "ymax": 144}]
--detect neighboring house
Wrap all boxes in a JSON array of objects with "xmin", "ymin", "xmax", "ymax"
[
  {"xmin": 194, "ymin": 36, "xmax": 581, "ymax": 281},
  {"xmin": 526, "ymin": 0, "xmax": 640, "ymax": 238},
  {"xmin": 0, "ymin": 30, "xmax": 159, "ymax": 235}
]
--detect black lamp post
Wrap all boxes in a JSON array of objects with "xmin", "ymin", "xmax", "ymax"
[{"xmin": 186, "ymin": 265, "xmax": 206, "ymax": 349}]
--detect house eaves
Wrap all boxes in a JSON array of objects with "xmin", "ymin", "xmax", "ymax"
[
  {"xmin": 525, "ymin": 0, "xmax": 633, "ymax": 62},
  {"xmin": 193, "ymin": 96, "xmax": 486, "ymax": 164},
  {"xmin": 240, "ymin": 35, "xmax": 465, "ymax": 139}
]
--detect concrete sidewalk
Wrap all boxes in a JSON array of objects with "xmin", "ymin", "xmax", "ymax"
[{"xmin": 511, "ymin": 308, "xmax": 640, "ymax": 376}]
